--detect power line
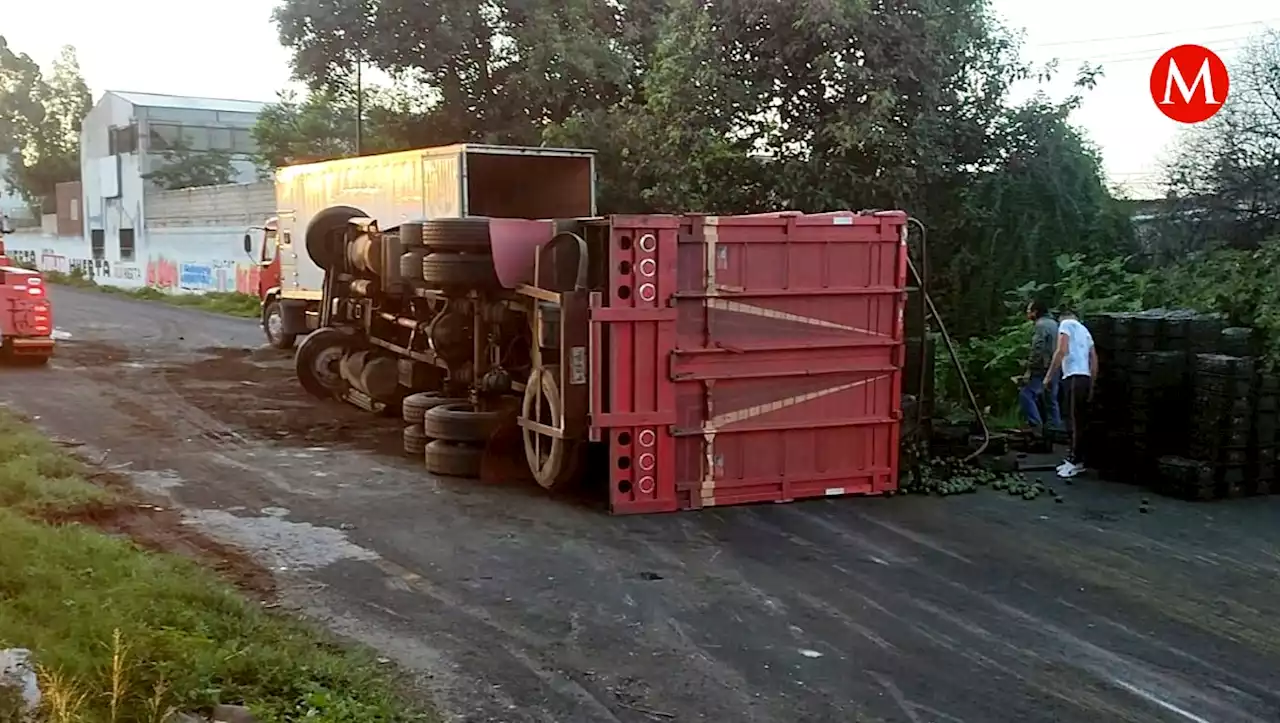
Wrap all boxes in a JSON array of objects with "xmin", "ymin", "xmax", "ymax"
[
  {"xmin": 1054, "ymin": 40, "xmax": 1253, "ymax": 65},
  {"xmin": 1028, "ymin": 19, "xmax": 1279, "ymax": 48}
]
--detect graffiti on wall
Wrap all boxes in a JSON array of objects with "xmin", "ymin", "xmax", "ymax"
[
  {"xmin": 70, "ymin": 258, "xmax": 112, "ymax": 278},
  {"xmin": 146, "ymin": 257, "xmax": 178, "ymax": 288},
  {"xmin": 146, "ymin": 256, "xmax": 261, "ymax": 295},
  {"xmin": 7, "ymin": 249, "xmax": 36, "ymax": 267},
  {"xmin": 112, "ymin": 264, "xmax": 142, "ymax": 281}
]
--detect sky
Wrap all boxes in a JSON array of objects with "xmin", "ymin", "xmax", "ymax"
[{"xmin": 3, "ymin": 0, "xmax": 1277, "ymax": 200}]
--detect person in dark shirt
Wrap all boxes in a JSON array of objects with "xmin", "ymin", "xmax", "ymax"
[{"xmin": 1018, "ymin": 299, "xmax": 1063, "ymax": 432}]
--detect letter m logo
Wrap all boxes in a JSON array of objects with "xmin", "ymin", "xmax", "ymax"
[
  {"xmin": 1160, "ymin": 58, "xmax": 1221, "ymax": 105},
  {"xmin": 1150, "ymin": 45, "xmax": 1230, "ymax": 124}
]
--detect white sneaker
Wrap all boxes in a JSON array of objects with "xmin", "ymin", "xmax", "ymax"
[{"xmin": 1057, "ymin": 462, "xmax": 1085, "ymax": 478}]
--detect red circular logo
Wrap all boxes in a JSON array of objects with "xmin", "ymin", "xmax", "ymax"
[{"xmin": 1150, "ymin": 45, "xmax": 1230, "ymax": 124}]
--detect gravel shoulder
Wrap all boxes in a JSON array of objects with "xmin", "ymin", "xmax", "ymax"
[{"xmin": 3, "ymin": 285, "xmax": 1279, "ymax": 723}]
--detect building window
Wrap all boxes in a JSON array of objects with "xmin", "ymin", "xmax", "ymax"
[
  {"xmin": 181, "ymin": 126, "xmax": 211, "ymax": 151},
  {"xmin": 208, "ymin": 127, "xmax": 233, "ymax": 151},
  {"xmin": 119, "ymin": 228, "xmax": 135, "ymax": 262},
  {"xmin": 232, "ymin": 128, "xmax": 257, "ymax": 153},
  {"xmin": 90, "ymin": 229, "xmax": 105, "ymax": 260},
  {"xmin": 69, "ymin": 199, "xmax": 79, "ymax": 221},
  {"xmin": 149, "ymin": 123, "xmax": 182, "ymax": 151},
  {"xmin": 108, "ymin": 124, "xmax": 138, "ymax": 155}
]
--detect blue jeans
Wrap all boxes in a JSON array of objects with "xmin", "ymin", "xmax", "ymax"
[{"xmin": 1019, "ymin": 373, "xmax": 1062, "ymax": 429}]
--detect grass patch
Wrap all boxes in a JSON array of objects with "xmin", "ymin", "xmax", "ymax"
[
  {"xmin": 0, "ymin": 410, "xmax": 432, "ymax": 722},
  {"xmin": 42, "ymin": 270, "xmax": 261, "ymax": 319}
]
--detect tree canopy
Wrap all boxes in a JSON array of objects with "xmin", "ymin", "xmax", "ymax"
[
  {"xmin": 267, "ymin": 0, "xmax": 1135, "ymax": 335},
  {"xmin": 1160, "ymin": 31, "xmax": 1280, "ymax": 252},
  {"xmin": 0, "ymin": 40, "xmax": 90, "ymax": 213}
]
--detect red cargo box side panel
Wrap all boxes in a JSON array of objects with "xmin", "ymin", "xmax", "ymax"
[{"xmin": 670, "ymin": 211, "xmax": 907, "ymax": 510}]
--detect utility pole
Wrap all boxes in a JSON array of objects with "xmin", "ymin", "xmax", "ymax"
[{"xmin": 355, "ymin": 58, "xmax": 364, "ymax": 156}]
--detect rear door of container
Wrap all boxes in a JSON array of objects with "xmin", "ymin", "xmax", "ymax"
[
  {"xmin": 462, "ymin": 146, "xmax": 595, "ymax": 219},
  {"xmin": 673, "ymin": 212, "xmax": 906, "ymax": 508},
  {"xmin": 595, "ymin": 211, "xmax": 907, "ymax": 513}
]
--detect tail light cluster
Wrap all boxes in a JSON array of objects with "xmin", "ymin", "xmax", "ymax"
[{"xmin": 27, "ymin": 278, "xmax": 50, "ymax": 334}]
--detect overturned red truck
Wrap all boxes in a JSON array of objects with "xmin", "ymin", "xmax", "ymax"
[
  {"xmin": 246, "ymin": 144, "xmax": 907, "ymax": 513},
  {"xmin": 0, "ymin": 215, "xmax": 55, "ymax": 365}
]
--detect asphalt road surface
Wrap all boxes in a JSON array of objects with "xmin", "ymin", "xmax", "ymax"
[{"xmin": 3, "ymin": 286, "xmax": 1280, "ymax": 723}]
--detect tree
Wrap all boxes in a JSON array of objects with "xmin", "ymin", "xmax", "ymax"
[
  {"xmin": 252, "ymin": 80, "xmax": 441, "ymax": 171},
  {"xmin": 142, "ymin": 139, "xmax": 237, "ymax": 190},
  {"xmin": 1161, "ymin": 32, "xmax": 1280, "ymax": 252},
  {"xmin": 271, "ymin": 0, "xmax": 1134, "ymax": 337},
  {"xmin": 0, "ymin": 42, "xmax": 90, "ymax": 212},
  {"xmin": 272, "ymin": 0, "xmax": 635, "ymax": 145}
]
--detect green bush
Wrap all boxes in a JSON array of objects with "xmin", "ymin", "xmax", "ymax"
[{"xmin": 944, "ymin": 239, "xmax": 1280, "ymax": 421}]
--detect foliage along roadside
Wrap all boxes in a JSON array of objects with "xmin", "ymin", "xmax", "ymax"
[
  {"xmin": 259, "ymin": 0, "xmax": 1135, "ymax": 340},
  {"xmin": 0, "ymin": 408, "xmax": 432, "ymax": 722},
  {"xmin": 941, "ymin": 240, "xmax": 1280, "ymax": 418},
  {"xmin": 41, "ymin": 268, "xmax": 261, "ymax": 318}
]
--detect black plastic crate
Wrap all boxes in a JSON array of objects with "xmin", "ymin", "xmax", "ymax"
[
  {"xmin": 1220, "ymin": 327, "xmax": 1257, "ymax": 357},
  {"xmin": 1195, "ymin": 354, "xmax": 1256, "ymax": 379},
  {"xmin": 1156, "ymin": 456, "xmax": 1218, "ymax": 500}
]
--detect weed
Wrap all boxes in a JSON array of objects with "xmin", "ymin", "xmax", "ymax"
[
  {"xmin": 40, "ymin": 271, "xmax": 261, "ymax": 319},
  {"xmin": 0, "ymin": 409, "xmax": 432, "ymax": 722}
]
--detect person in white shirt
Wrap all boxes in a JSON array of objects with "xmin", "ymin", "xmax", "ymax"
[{"xmin": 1043, "ymin": 310, "xmax": 1097, "ymax": 478}]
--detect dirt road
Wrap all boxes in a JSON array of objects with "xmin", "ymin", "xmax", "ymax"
[{"xmin": 3, "ymin": 286, "xmax": 1280, "ymax": 723}]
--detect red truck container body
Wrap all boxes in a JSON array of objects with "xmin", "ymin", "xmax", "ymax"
[{"xmin": 591, "ymin": 211, "xmax": 908, "ymax": 514}]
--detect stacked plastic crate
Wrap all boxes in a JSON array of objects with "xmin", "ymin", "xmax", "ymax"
[
  {"xmin": 1085, "ymin": 311, "xmax": 1199, "ymax": 481},
  {"xmin": 1085, "ymin": 309, "xmax": 1279, "ymax": 499}
]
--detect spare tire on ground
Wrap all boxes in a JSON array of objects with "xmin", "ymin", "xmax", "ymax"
[
  {"xmin": 403, "ymin": 424, "xmax": 428, "ymax": 455},
  {"xmin": 423, "ymin": 440, "xmax": 484, "ymax": 477},
  {"xmin": 423, "ymin": 402, "xmax": 505, "ymax": 443},
  {"xmin": 401, "ymin": 391, "xmax": 469, "ymax": 425}
]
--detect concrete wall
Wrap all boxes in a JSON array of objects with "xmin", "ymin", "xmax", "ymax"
[
  {"xmin": 145, "ymin": 181, "xmax": 274, "ymax": 226},
  {"xmin": 2, "ymin": 181, "xmax": 274, "ymax": 296}
]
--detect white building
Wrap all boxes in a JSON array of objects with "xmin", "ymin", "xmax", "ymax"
[{"xmin": 79, "ymin": 91, "xmax": 267, "ymax": 266}]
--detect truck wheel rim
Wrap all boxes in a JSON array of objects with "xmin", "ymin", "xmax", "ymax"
[
  {"xmin": 521, "ymin": 365, "xmax": 567, "ymax": 489},
  {"xmin": 313, "ymin": 347, "xmax": 344, "ymax": 388},
  {"xmin": 266, "ymin": 309, "xmax": 284, "ymax": 340}
]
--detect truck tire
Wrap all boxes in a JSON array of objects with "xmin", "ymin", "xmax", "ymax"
[
  {"xmin": 295, "ymin": 327, "xmax": 355, "ymax": 399},
  {"xmin": 403, "ymin": 424, "xmax": 428, "ymax": 455},
  {"xmin": 306, "ymin": 205, "xmax": 364, "ymax": 270},
  {"xmin": 262, "ymin": 299, "xmax": 297, "ymax": 350},
  {"xmin": 421, "ymin": 217, "xmax": 491, "ymax": 253},
  {"xmin": 399, "ymin": 250, "xmax": 427, "ymax": 281},
  {"xmin": 399, "ymin": 220, "xmax": 426, "ymax": 248},
  {"xmin": 421, "ymin": 253, "xmax": 500, "ymax": 289},
  {"xmin": 424, "ymin": 440, "xmax": 483, "ymax": 478},
  {"xmin": 423, "ymin": 402, "xmax": 504, "ymax": 443},
  {"xmin": 401, "ymin": 391, "xmax": 468, "ymax": 425}
]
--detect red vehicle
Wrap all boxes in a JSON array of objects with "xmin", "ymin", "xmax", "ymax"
[
  {"xmin": 244, "ymin": 217, "xmax": 318, "ymax": 350},
  {"xmin": 290, "ymin": 203, "xmax": 908, "ymax": 513},
  {"xmin": 0, "ymin": 218, "xmax": 55, "ymax": 365}
]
